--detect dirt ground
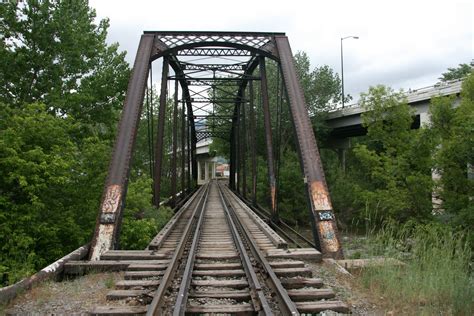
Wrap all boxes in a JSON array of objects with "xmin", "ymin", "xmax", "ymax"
[
  {"xmin": 306, "ymin": 259, "xmax": 390, "ymax": 316},
  {"xmin": 2, "ymin": 272, "xmax": 124, "ymax": 315}
]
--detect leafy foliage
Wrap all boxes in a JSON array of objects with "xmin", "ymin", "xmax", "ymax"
[
  {"xmin": 326, "ymin": 86, "xmax": 433, "ymax": 225},
  {"xmin": 0, "ymin": 1, "xmax": 129, "ymax": 285},
  {"xmin": 325, "ymin": 73, "xmax": 474, "ymax": 236},
  {"xmin": 0, "ymin": 0, "xmax": 129, "ymax": 132},
  {"xmin": 430, "ymin": 74, "xmax": 474, "ymax": 232},
  {"xmin": 0, "ymin": 103, "xmax": 110, "ymax": 285},
  {"xmin": 120, "ymin": 177, "xmax": 173, "ymax": 250},
  {"xmin": 294, "ymin": 51, "xmax": 347, "ymax": 114},
  {"xmin": 438, "ymin": 62, "xmax": 473, "ymax": 82}
]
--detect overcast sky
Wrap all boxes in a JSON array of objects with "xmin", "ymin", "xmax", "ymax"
[{"xmin": 89, "ymin": 0, "xmax": 473, "ymax": 102}]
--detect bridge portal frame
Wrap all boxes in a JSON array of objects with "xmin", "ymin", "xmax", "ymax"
[{"xmin": 89, "ymin": 31, "xmax": 344, "ymax": 260}]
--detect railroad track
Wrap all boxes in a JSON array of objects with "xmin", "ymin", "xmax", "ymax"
[{"xmin": 68, "ymin": 181, "xmax": 349, "ymax": 315}]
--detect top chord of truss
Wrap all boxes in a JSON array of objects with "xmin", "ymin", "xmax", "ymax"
[{"xmin": 145, "ymin": 31, "xmax": 284, "ymax": 49}]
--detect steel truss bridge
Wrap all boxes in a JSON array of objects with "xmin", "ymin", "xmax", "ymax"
[{"xmin": 89, "ymin": 31, "xmax": 344, "ymax": 261}]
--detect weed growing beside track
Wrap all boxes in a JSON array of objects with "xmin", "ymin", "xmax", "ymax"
[{"xmin": 359, "ymin": 222, "xmax": 473, "ymax": 315}]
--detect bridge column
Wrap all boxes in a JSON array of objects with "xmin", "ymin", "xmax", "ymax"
[
  {"xmin": 241, "ymin": 92, "xmax": 247, "ymax": 199},
  {"xmin": 191, "ymin": 130, "xmax": 198, "ymax": 187},
  {"xmin": 236, "ymin": 103, "xmax": 241, "ymax": 194},
  {"xmin": 171, "ymin": 79, "xmax": 179, "ymax": 206},
  {"xmin": 327, "ymin": 137, "xmax": 351, "ymax": 173},
  {"xmin": 229, "ymin": 126, "xmax": 235, "ymax": 189},
  {"xmin": 181, "ymin": 98, "xmax": 186, "ymax": 194},
  {"xmin": 248, "ymin": 81, "xmax": 258, "ymax": 206},
  {"xmin": 186, "ymin": 110, "xmax": 192, "ymax": 192},
  {"xmin": 275, "ymin": 35, "xmax": 344, "ymax": 259},
  {"xmin": 259, "ymin": 56, "xmax": 278, "ymax": 222},
  {"xmin": 89, "ymin": 34, "xmax": 154, "ymax": 260},
  {"xmin": 152, "ymin": 57, "xmax": 170, "ymax": 207}
]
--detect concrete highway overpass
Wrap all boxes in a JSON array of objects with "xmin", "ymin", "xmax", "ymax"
[{"xmin": 326, "ymin": 79, "xmax": 462, "ymax": 142}]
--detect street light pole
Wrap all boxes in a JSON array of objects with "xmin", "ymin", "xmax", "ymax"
[{"xmin": 340, "ymin": 35, "xmax": 359, "ymax": 108}]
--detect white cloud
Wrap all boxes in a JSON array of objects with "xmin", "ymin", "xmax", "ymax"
[{"xmin": 90, "ymin": 0, "xmax": 473, "ymax": 100}]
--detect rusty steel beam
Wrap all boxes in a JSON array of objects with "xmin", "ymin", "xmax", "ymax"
[
  {"xmin": 191, "ymin": 133, "xmax": 197, "ymax": 186},
  {"xmin": 259, "ymin": 56, "xmax": 278, "ymax": 222},
  {"xmin": 171, "ymin": 79, "xmax": 178, "ymax": 206},
  {"xmin": 229, "ymin": 119, "xmax": 236, "ymax": 190},
  {"xmin": 186, "ymin": 112, "xmax": 192, "ymax": 192},
  {"xmin": 167, "ymin": 58, "xmax": 198, "ymax": 189},
  {"xmin": 153, "ymin": 57, "xmax": 170, "ymax": 207},
  {"xmin": 229, "ymin": 57, "xmax": 260, "ymax": 195},
  {"xmin": 236, "ymin": 103, "xmax": 241, "ymax": 194},
  {"xmin": 241, "ymin": 91, "xmax": 247, "ymax": 199},
  {"xmin": 275, "ymin": 35, "xmax": 344, "ymax": 259},
  {"xmin": 181, "ymin": 98, "xmax": 186, "ymax": 193},
  {"xmin": 248, "ymin": 81, "xmax": 257, "ymax": 206},
  {"xmin": 89, "ymin": 35, "xmax": 154, "ymax": 260}
]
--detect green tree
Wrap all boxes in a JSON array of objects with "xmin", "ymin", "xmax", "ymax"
[
  {"xmin": 120, "ymin": 177, "xmax": 173, "ymax": 250},
  {"xmin": 0, "ymin": 1, "xmax": 130, "ymax": 284},
  {"xmin": 438, "ymin": 62, "xmax": 473, "ymax": 82},
  {"xmin": 350, "ymin": 86, "xmax": 433, "ymax": 223},
  {"xmin": 430, "ymin": 74, "xmax": 474, "ymax": 231},
  {"xmin": 0, "ymin": 0, "xmax": 129, "ymax": 133},
  {"xmin": 294, "ymin": 51, "xmax": 347, "ymax": 114},
  {"xmin": 293, "ymin": 52, "xmax": 346, "ymax": 142},
  {"xmin": 0, "ymin": 103, "xmax": 111, "ymax": 285}
]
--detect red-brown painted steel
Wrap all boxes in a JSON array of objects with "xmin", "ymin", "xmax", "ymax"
[
  {"xmin": 275, "ymin": 35, "xmax": 344, "ymax": 259},
  {"xmin": 89, "ymin": 35, "xmax": 154, "ymax": 260},
  {"xmin": 171, "ymin": 79, "xmax": 178, "ymax": 206},
  {"xmin": 248, "ymin": 80, "xmax": 257, "ymax": 206},
  {"xmin": 259, "ymin": 56, "xmax": 278, "ymax": 222},
  {"xmin": 152, "ymin": 57, "xmax": 170, "ymax": 207}
]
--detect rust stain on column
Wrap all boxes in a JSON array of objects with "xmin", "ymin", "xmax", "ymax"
[
  {"xmin": 270, "ymin": 186, "xmax": 277, "ymax": 214},
  {"xmin": 318, "ymin": 221, "xmax": 340, "ymax": 253},
  {"xmin": 310, "ymin": 181, "xmax": 332, "ymax": 210}
]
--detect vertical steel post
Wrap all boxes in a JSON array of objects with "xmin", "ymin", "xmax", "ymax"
[
  {"xmin": 181, "ymin": 98, "xmax": 186, "ymax": 194},
  {"xmin": 248, "ymin": 81, "xmax": 257, "ymax": 205},
  {"xmin": 191, "ymin": 117, "xmax": 197, "ymax": 187},
  {"xmin": 152, "ymin": 57, "xmax": 169, "ymax": 207},
  {"xmin": 236, "ymin": 104, "xmax": 241, "ymax": 194},
  {"xmin": 229, "ymin": 122, "xmax": 236, "ymax": 189},
  {"xmin": 259, "ymin": 56, "xmax": 278, "ymax": 222},
  {"xmin": 171, "ymin": 79, "xmax": 178, "ymax": 206},
  {"xmin": 89, "ymin": 34, "xmax": 154, "ymax": 260},
  {"xmin": 241, "ymin": 92, "xmax": 247, "ymax": 199},
  {"xmin": 186, "ymin": 111, "xmax": 191, "ymax": 192},
  {"xmin": 275, "ymin": 35, "xmax": 344, "ymax": 259}
]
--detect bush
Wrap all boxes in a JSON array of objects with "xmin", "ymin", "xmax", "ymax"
[{"xmin": 119, "ymin": 177, "xmax": 173, "ymax": 250}]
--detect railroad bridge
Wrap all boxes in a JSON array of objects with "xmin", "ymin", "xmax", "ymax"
[
  {"xmin": 88, "ymin": 31, "xmax": 344, "ymax": 263},
  {"xmin": 4, "ymin": 31, "xmax": 457, "ymax": 314}
]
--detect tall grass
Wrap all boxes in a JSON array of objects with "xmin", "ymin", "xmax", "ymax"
[{"xmin": 360, "ymin": 221, "xmax": 473, "ymax": 315}]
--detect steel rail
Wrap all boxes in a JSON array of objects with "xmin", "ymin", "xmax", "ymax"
[
  {"xmin": 216, "ymin": 182, "xmax": 272, "ymax": 315},
  {"xmin": 235, "ymin": 192, "xmax": 315, "ymax": 248},
  {"xmin": 147, "ymin": 187, "xmax": 201, "ymax": 251},
  {"xmin": 172, "ymin": 183, "xmax": 210, "ymax": 315},
  {"xmin": 146, "ymin": 183, "xmax": 210, "ymax": 316},
  {"xmin": 218, "ymin": 183, "xmax": 300, "ymax": 315}
]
